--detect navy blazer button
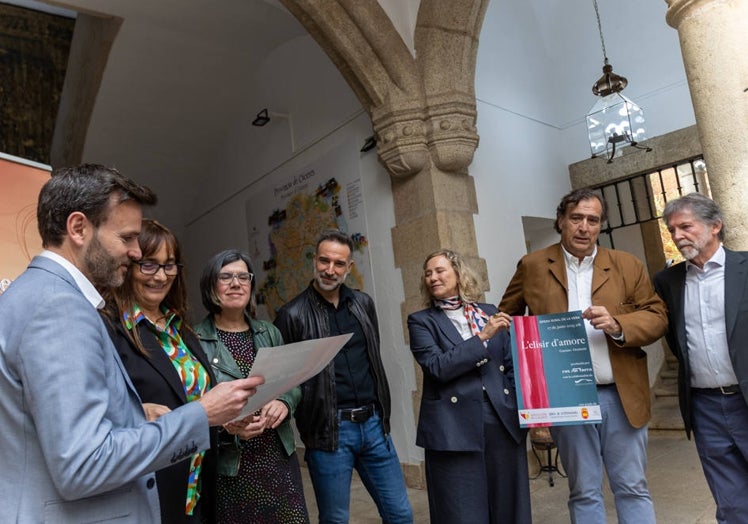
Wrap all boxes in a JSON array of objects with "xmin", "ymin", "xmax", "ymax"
[
  {"xmin": 450, "ymin": 396, "xmax": 458, "ymax": 403},
  {"xmin": 499, "ymin": 365, "xmax": 505, "ymax": 372},
  {"xmin": 147, "ymin": 478, "xmax": 155, "ymax": 489},
  {"xmin": 503, "ymin": 388, "xmax": 510, "ymax": 395}
]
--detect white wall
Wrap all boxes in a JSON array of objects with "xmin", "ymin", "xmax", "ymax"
[
  {"xmin": 471, "ymin": 0, "xmax": 694, "ymax": 386},
  {"xmin": 472, "ymin": 0, "xmax": 696, "ymax": 292}
]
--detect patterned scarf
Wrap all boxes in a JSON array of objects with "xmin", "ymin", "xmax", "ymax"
[
  {"xmin": 434, "ymin": 296, "xmax": 489, "ymax": 337},
  {"xmin": 125, "ymin": 305, "xmax": 209, "ymax": 516}
]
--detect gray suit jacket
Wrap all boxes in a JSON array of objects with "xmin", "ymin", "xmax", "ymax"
[
  {"xmin": 0, "ymin": 256, "xmax": 210, "ymax": 523},
  {"xmin": 654, "ymin": 248, "xmax": 748, "ymax": 438}
]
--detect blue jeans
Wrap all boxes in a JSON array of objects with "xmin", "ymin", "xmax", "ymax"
[
  {"xmin": 692, "ymin": 390, "xmax": 748, "ymax": 524},
  {"xmin": 305, "ymin": 411, "xmax": 413, "ymax": 524},
  {"xmin": 550, "ymin": 386, "xmax": 654, "ymax": 524}
]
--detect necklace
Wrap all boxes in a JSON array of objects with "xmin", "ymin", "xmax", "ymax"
[
  {"xmin": 144, "ymin": 313, "xmax": 167, "ymax": 329},
  {"xmin": 214, "ymin": 317, "xmax": 249, "ymax": 332}
]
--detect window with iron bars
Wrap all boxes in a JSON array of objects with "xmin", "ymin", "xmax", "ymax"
[{"xmin": 591, "ymin": 156, "xmax": 708, "ymax": 260}]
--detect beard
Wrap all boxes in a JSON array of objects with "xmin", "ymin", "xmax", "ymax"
[
  {"xmin": 677, "ymin": 235, "xmax": 708, "ymax": 262},
  {"xmin": 678, "ymin": 243, "xmax": 700, "ymax": 261},
  {"xmin": 314, "ymin": 269, "xmax": 349, "ymax": 292},
  {"xmin": 84, "ymin": 234, "xmax": 127, "ymax": 289}
]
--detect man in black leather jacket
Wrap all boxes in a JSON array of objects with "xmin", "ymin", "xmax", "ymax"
[{"xmin": 274, "ymin": 229, "xmax": 413, "ymax": 524}]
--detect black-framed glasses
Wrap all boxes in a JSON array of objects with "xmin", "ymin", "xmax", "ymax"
[
  {"xmin": 217, "ymin": 272, "xmax": 253, "ymax": 285},
  {"xmin": 136, "ymin": 261, "xmax": 181, "ymax": 276}
]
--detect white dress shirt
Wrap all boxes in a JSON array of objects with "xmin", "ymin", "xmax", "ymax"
[
  {"xmin": 562, "ymin": 245, "xmax": 615, "ymax": 384},
  {"xmin": 684, "ymin": 246, "xmax": 737, "ymax": 388},
  {"xmin": 39, "ymin": 250, "xmax": 105, "ymax": 310},
  {"xmin": 444, "ymin": 307, "xmax": 472, "ymax": 341}
]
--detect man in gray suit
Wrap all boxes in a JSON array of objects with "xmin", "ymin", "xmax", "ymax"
[
  {"xmin": 654, "ymin": 193, "xmax": 748, "ymax": 524},
  {"xmin": 0, "ymin": 164, "xmax": 263, "ymax": 523}
]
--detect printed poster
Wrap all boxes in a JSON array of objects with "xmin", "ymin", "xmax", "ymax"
[
  {"xmin": 0, "ymin": 154, "xmax": 50, "ymax": 294},
  {"xmin": 235, "ymin": 333, "xmax": 352, "ymax": 420},
  {"xmin": 510, "ymin": 311, "xmax": 601, "ymax": 427}
]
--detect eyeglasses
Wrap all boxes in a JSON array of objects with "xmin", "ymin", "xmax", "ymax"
[
  {"xmin": 136, "ymin": 261, "xmax": 181, "ymax": 276},
  {"xmin": 217, "ymin": 272, "xmax": 254, "ymax": 285}
]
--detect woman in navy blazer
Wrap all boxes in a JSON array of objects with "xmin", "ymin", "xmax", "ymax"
[{"xmin": 407, "ymin": 249, "xmax": 531, "ymax": 524}]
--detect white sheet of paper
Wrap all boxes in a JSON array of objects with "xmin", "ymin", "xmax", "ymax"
[{"xmin": 232, "ymin": 333, "xmax": 352, "ymax": 421}]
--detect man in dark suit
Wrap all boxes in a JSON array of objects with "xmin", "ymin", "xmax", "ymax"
[{"xmin": 654, "ymin": 193, "xmax": 748, "ymax": 524}]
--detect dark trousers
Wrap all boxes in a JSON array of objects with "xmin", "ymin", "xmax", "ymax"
[
  {"xmin": 424, "ymin": 397, "xmax": 531, "ymax": 524},
  {"xmin": 692, "ymin": 390, "xmax": 748, "ymax": 524}
]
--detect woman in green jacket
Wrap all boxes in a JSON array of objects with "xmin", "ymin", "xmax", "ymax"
[{"xmin": 195, "ymin": 249, "xmax": 309, "ymax": 524}]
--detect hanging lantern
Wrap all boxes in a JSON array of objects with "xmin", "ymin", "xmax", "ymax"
[{"xmin": 585, "ymin": 0, "xmax": 651, "ymax": 162}]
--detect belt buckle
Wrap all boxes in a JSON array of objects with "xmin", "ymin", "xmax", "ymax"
[
  {"xmin": 347, "ymin": 405, "xmax": 373, "ymax": 423},
  {"xmin": 720, "ymin": 385, "xmax": 738, "ymax": 395}
]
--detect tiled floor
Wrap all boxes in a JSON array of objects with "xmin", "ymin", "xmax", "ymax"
[{"xmin": 300, "ymin": 430, "xmax": 717, "ymax": 523}]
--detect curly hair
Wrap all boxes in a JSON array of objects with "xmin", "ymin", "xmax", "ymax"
[
  {"xmin": 554, "ymin": 188, "xmax": 606, "ymax": 234},
  {"xmin": 419, "ymin": 249, "xmax": 484, "ymax": 307}
]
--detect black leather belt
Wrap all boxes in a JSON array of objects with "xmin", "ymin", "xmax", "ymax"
[
  {"xmin": 693, "ymin": 385, "xmax": 740, "ymax": 395},
  {"xmin": 339, "ymin": 404, "xmax": 375, "ymax": 423},
  {"xmin": 597, "ymin": 383, "xmax": 616, "ymax": 388}
]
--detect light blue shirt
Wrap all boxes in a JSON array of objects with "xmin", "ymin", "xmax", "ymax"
[{"xmin": 684, "ymin": 245, "xmax": 737, "ymax": 388}]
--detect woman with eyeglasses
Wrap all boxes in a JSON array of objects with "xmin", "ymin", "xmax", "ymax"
[
  {"xmin": 102, "ymin": 218, "xmax": 217, "ymax": 524},
  {"xmin": 195, "ymin": 249, "xmax": 309, "ymax": 524}
]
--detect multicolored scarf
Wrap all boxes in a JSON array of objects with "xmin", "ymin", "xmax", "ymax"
[
  {"xmin": 125, "ymin": 304, "xmax": 210, "ymax": 516},
  {"xmin": 434, "ymin": 296, "xmax": 489, "ymax": 337}
]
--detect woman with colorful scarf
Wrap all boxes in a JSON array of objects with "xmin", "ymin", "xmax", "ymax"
[
  {"xmin": 407, "ymin": 249, "xmax": 531, "ymax": 524},
  {"xmin": 103, "ymin": 219, "xmax": 217, "ymax": 523}
]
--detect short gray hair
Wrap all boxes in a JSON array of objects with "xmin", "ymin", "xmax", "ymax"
[{"xmin": 663, "ymin": 193, "xmax": 724, "ymax": 242}]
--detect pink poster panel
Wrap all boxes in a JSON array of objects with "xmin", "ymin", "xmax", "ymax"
[{"xmin": 0, "ymin": 155, "xmax": 50, "ymax": 293}]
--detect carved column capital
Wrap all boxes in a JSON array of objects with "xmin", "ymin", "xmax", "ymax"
[
  {"xmin": 425, "ymin": 100, "xmax": 479, "ymax": 173},
  {"xmin": 372, "ymin": 107, "xmax": 430, "ymax": 178},
  {"xmin": 665, "ymin": 0, "xmax": 713, "ymax": 28}
]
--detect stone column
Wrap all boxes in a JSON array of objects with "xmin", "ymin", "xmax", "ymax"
[
  {"xmin": 279, "ymin": 0, "xmax": 490, "ymax": 488},
  {"xmin": 666, "ymin": 0, "xmax": 748, "ymax": 249}
]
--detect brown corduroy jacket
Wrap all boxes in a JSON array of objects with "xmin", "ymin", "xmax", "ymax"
[{"xmin": 499, "ymin": 243, "xmax": 668, "ymax": 428}]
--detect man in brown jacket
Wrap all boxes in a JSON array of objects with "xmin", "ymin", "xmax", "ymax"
[{"xmin": 500, "ymin": 188, "xmax": 667, "ymax": 524}]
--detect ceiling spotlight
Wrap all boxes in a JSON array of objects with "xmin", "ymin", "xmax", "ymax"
[
  {"xmin": 252, "ymin": 108, "xmax": 271, "ymax": 127},
  {"xmin": 360, "ymin": 136, "xmax": 377, "ymax": 153}
]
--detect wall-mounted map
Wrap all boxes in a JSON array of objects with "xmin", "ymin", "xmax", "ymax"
[{"xmin": 245, "ymin": 141, "xmax": 371, "ymax": 320}]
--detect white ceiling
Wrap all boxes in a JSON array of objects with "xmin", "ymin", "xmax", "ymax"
[{"xmin": 13, "ymin": 0, "xmax": 685, "ymax": 228}]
